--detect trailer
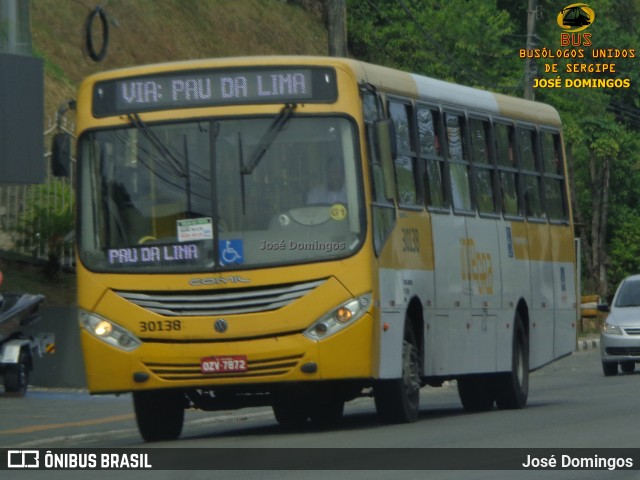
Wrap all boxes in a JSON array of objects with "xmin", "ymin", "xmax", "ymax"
[{"xmin": 0, "ymin": 278, "xmax": 54, "ymax": 396}]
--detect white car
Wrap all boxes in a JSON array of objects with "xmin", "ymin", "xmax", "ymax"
[{"xmin": 600, "ymin": 274, "xmax": 640, "ymax": 376}]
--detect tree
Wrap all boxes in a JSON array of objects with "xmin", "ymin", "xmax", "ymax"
[
  {"xmin": 347, "ymin": 0, "xmax": 522, "ymax": 92},
  {"xmin": 532, "ymin": 0, "xmax": 640, "ymax": 296}
]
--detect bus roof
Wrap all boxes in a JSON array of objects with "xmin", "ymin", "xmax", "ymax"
[{"xmin": 83, "ymin": 55, "xmax": 561, "ymax": 128}]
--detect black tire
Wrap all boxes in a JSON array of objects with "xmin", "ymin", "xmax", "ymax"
[
  {"xmin": 308, "ymin": 396, "xmax": 345, "ymax": 426},
  {"xmin": 374, "ymin": 322, "xmax": 421, "ymax": 423},
  {"xmin": 602, "ymin": 361, "xmax": 618, "ymax": 376},
  {"xmin": 272, "ymin": 389, "xmax": 310, "ymax": 428},
  {"xmin": 4, "ymin": 349, "xmax": 30, "ymax": 396},
  {"xmin": 133, "ymin": 389, "xmax": 185, "ymax": 442},
  {"xmin": 272, "ymin": 400, "xmax": 309, "ymax": 428},
  {"xmin": 457, "ymin": 374, "xmax": 495, "ymax": 412},
  {"xmin": 620, "ymin": 361, "xmax": 635, "ymax": 374},
  {"xmin": 494, "ymin": 314, "xmax": 529, "ymax": 409}
]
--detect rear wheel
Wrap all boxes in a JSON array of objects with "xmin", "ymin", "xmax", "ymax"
[
  {"xmin": 494, "ymin": 314, "xmax": 529, "ymax": 409},
  {"xmin": 374, "ymin": 322, "xmax": 421, "ymax": 423},
  {"xmin": 620, "ymin": 361, "xmax": 635, "ymax": 374},
  {"xmin": 602, "ymin": 361, "xmax": 618, "ymax": 376},
  {"xmin": 133, "ymin": 389, "xmax": 185, "ymax": 442},
  {"xmin": 4, "ymin": 349, "xmax": 30, "ymax": 396}
]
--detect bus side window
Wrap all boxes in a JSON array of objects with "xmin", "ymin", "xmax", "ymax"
[
  {"xmin": 541, "ymin": 131, "xmax": 567, "ymax": 221},
  {"xmin": 363, "ymin": 90, "xmax": 396, "ymax": 255},
  {"xmin": 518, "ymin": 127, "xmax": 544, "ymax": 219},
  {"xmin": 445, "ymin": 112, "xmax": 472, "ymax": 212},
  {"xmin": 417, "ymin": 105, "xmax": 446, "ymax": 209},
  {"xmin": 495, "ymin": 122, "xmax": 520, "ymax": 217},
  {"xmin": 469, "ymin": 118, "xmax": 496, "ymax": 214},
  {"xmin": 389, "ymin": 100, "xmax": 419, "ymax": 206}
]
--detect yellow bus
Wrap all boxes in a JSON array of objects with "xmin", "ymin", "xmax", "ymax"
[{"xmin": 57, "ymin": 55, "xmax": 577, "ymax": 441}]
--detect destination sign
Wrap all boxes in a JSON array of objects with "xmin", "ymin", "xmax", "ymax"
[{"xmin": 92, "ymin": 66, "xmax": 337, "ymax": 116}]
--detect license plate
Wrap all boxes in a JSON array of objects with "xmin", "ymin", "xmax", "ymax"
[{"xmin": 200, "ymin": 355, "xmax": 247, "ymax": 373}]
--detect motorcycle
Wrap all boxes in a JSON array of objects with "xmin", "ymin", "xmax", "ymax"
[{"xmin": 0, "ymin": 269, "xmax": 54, "ymax": 396}]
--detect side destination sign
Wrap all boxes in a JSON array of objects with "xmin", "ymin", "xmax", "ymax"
[{"xmin": 92, "ymin": 66, "xmax": 337, "ymax": 116}]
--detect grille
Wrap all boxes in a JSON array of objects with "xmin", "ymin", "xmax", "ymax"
[
  {"xmin": 115, "ymin": 279, "xmax": 325, "ymax": 316},
  {"xmin": 624, "ymin": 327, "xmax": 640, "ymax": 335},
  {"xmin": 143, "ymin": 353, "xmax": 304, "ymax": 381},
  {"xmin": 605, "ymin": 347, "xmax": 640, "ymax": 356}
]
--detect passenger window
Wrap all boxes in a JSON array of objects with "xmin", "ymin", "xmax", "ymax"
[
  {"xmin": 541, "ymin": 131, "xmax": 562, "ymax": 174},
  {"xmin": 417, "ymin": 106, "xmax": 445, "ymax": 208},
  {"xmin": 517, "ymin": 127, "xmax": 536, "ymax": 171},
  {"xmin": 470, "ymin": 118, "xmax": 496, "ymax": 214},
  {"xmin": 469, "ymin": 118, "xmax": 490, "ymax": 164},
  {"xmin": 541, "ymin": 131, "xmax": 567, "ymax": 221},
  {"xmin": 500, "ymin": 171, "xmax": 519, "ymax": 216},
  {"xmin": 389, "ymin": 101, "xmax": 419, "ymax": 206},
  {"xmin": 417, "ymin": 106, "xmax": 441, "ymax": 156},
  {"xmin": 495, "ymin": 122, "xmax": 520, "ymax": 217},
  {"xmin": 524, "ymin": 175, "xmax": 543, "ymax": 218},
  {"xmin": 495, "ymin": 123, "xmax": 516, "ymax": 168},
  {"xmin": 445, "ymin": 113, "xmax": 471, "ymax": 211},
  {"xmin": 544, "ymin": 178, "xmax": 565, "ymax": 220}
]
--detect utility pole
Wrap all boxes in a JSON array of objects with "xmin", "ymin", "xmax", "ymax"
[
  {"xmin": 327, "ymin": 0, "xmax": 347, "ymax": 57},
  {"xmin": 0, "ymin": 0, "xmax": 33, "ymax": 55},
  {"xmin": 523, "ymin": 0, "xmax": 537, "ymax": 100}
]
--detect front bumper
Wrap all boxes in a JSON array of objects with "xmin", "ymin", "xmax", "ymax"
[
  {"xmin": 600, "ymin": 332, "xmax": 640, "ymax": 362},
  {"xmin": 81, "ymin": 312, "xmax": 373, "ymax": 394}
]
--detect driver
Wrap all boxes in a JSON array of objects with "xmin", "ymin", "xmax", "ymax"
[{"xmin": 306, "ymin": 158, "xmax": 347, "ymax": 205}]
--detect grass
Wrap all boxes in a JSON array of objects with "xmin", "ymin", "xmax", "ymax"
[{"xmin": 30, "ymin": 0, "xmax": 328, "ymax": 119}]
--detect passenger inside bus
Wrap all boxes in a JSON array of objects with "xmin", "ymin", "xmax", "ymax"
[{"xmin": 306, "ymin": 157, "xmax": 347, "ymax": 205}]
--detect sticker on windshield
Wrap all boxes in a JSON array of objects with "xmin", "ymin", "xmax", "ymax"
[
  {"xmin": 178, "ymin": 217, "xmax": 213, "ymax": 242},
  {"xmin": 330, "ymin": 203, "xmax": 347, "ymax": 221},
  {"xmin": 219, "ymin": 239, "xmax": 244, "ymax": 266}
]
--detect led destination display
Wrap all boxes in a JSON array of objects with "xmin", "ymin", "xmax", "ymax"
[{"xmin": 93, "ymin": 66, "xmax": 337, "ymax": 116}]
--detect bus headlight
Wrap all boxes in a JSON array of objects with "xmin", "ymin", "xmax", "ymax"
[
  {"xmin": 80, "ymin": 310, "xmax": 141, "ymax": 351},
  {"xmin": 304, "ymin": 293, "xmax": 371, "ymax": 341}
]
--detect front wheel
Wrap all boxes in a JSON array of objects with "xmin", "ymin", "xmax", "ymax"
[
  {"xmin": 4, "ymin": 349, "xmax": 30, "ymax": 396},
  {"xmin": 133, "ymin": 389, "xmax": 185, "ymax": 442},
  {"xmin": 602, "ymin": 361, "xmax": 618, "ymax": 376},
  {"xmin": 374, "ymin": 323, "xmax": 421, "ymax": 423},
  {"xmin": 494, "ymin": 314, "xmax": 529, "ymax": 409}
]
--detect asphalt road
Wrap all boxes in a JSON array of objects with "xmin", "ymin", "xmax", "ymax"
[{"xmin": 2, "ymin": 345, "xmax": 639, "ymax": 479}]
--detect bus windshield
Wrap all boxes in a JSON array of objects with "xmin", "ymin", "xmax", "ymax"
[{"xmin": 77, "ymin": 115, "xmax": 364, "ymax": 273}]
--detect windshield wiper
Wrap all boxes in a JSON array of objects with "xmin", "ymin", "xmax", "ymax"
[
  {"xmin": 241, "ymin": 103, "xmax": 297, "ymax": 175},
  {"xmin": 127, "ymin": 113, "xmax": 187, "ymax": 178}
]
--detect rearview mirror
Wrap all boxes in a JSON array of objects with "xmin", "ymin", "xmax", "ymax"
[
  {"xmin": 375, "ymin": 119, "xmax": 397, "ymax": 201},
  {"xmin": 51, "ymin": 133, "xmax": 72, "ymax": 177}
]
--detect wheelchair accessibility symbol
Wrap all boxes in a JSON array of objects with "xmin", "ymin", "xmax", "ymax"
[{"xmin": 219, "ymin": 239, "xmax": 244, "ymax": 265}]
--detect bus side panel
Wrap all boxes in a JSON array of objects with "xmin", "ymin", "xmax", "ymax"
[
  {"xmin": 497, "ymin": 221, "xmax": 532, "ymax": 371},
  {"xmin": 464, "ymin": 216, "xmax": 502, "ymax": 373},
  {"xmin": 527, "ymin": 221, "xmax": 555, "ymax": 369},
  {"xmin": 552, "ymin": 225, "xmax": 578, "ymax": 358},
  {"xmin": 428, "ymin": 214, "xmax": 505, "ymax": 375}
]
